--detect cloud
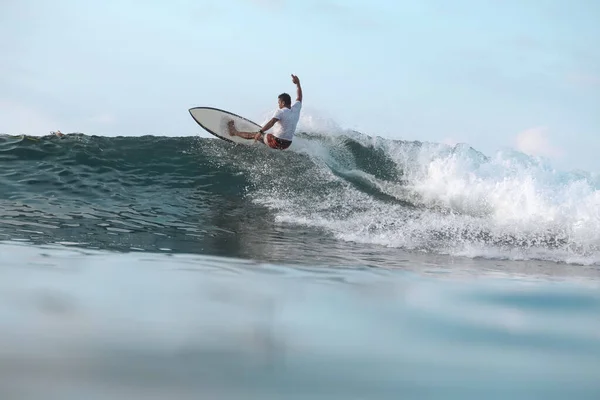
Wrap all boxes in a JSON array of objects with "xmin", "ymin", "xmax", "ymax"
[
  {"xmin": 442, "ymin": 137, "xmax": 459, "ymax": 146},
  {"xmin": 241, "ymin": 0, "xmax": 285, "ymax": 11},
  {"xmin": 241, "ymin": 0, "xmax": 378, "ymax": 29},
  {"xmin": 510, "ymin": 35, "xmax": 542, "ymax": 51},
  {"xmin": 567, "ymin": 73, "xmax": 600, "ymax": 87},
  {"xmin": 89, "ymin": 113, "xmax": 116, "ymax": 125},
  {"xmin": 0, "ymin": 99, "xmax": 58, "ymax": 135},
  {"xmin": 515, "ymin": 126, "xmax": 562, "ymax": 158},
  {"xmin": 313, "ymin": 1, "xmax": 379, "ymax": 30},
  {"xmin": 247, "ymin": 0, "xmax": 280, "ymax": 5}
]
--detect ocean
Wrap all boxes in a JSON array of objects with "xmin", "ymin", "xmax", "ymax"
[{"xmin": 1, "ymin": 131, "xmax": 599, "ymax": 399}]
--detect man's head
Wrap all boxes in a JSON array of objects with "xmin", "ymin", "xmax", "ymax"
[{"xmin": 278, "ymin": 93, "xmax": 291, "ymax": 109}]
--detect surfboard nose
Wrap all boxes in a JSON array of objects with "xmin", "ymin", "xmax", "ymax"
[{"xmin": 189, "ymin": 107, "xmax": 262, "ymax": 146}]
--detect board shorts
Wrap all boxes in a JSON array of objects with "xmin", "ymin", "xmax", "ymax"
[{"xmin": 262, "ymin": 133, "xmax": 292, "ymax": 150}]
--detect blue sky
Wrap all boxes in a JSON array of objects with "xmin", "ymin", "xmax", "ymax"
[{"xmin": 1, "ymin": 0, "xmax": 599, "ymax": 170}]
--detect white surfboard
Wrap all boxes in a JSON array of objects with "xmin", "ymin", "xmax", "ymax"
[{"xmin": 189, "ymin": 107, "xmax": 262, "ymax": 146}]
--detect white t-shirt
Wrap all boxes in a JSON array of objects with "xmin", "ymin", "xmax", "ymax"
[{"xmin": 270, "ymin": 101, "xmax": 302, "ymax": 141}]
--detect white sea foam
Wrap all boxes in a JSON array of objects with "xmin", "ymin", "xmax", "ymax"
[{"xmin": 249, "ymin": 114, "xmax": 600, "ymax": 265}]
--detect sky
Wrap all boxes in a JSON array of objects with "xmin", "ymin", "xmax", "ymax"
[{"xmin": 1, "ymin": 0, "xmax": 599, "ymax": 171}]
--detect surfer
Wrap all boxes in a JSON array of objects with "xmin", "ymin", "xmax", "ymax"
[{"xmin": 227, "ymin": 74, "xmax": 302, "ymax": 150}]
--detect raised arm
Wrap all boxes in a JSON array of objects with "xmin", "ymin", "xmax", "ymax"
[{"xmin": 292, "ymin": 74, "xmax": 302, "ymax": 102}]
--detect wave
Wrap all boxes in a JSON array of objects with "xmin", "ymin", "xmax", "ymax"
[{"xmin": 1, "ymin": 130, "xmax": 599, "ymax": 265}]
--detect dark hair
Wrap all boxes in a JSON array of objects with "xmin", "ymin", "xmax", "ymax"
[{"xmin": 278, "ymin": 93, "xmax": 291, "ymax": 107}]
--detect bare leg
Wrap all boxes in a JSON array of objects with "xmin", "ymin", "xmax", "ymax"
[{"xmin": 227, "ymin": 120, "xmax": 261, "ymax": 141}]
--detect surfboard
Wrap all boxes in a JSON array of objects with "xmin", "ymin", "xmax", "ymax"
[{"xmin": 189, "ymin": 107, "xmax": 262, "ymax": 145}]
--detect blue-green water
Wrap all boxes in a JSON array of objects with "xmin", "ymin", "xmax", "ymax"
[{"xmin": 1, "ymin": 132, "xmax": 599, "ymax": 398}]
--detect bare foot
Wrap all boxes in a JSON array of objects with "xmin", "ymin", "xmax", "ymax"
[{"xmin": 227, "ymin": 120, "xmax": 237, "ymax": 136}]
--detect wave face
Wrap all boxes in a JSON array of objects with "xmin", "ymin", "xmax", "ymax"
[{"xmin": 1, "ymin": 132, "xmax": 599, "ymax": 265}]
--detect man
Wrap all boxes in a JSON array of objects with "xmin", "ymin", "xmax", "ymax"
[{"xmin": 227, "ymin": 74, "xmax": 302, "ymax": 150}]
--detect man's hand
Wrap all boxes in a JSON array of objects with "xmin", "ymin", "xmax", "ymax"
[{"xmin": 292, "ymin": 74, "xmax": 302, "ymax": 102}]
